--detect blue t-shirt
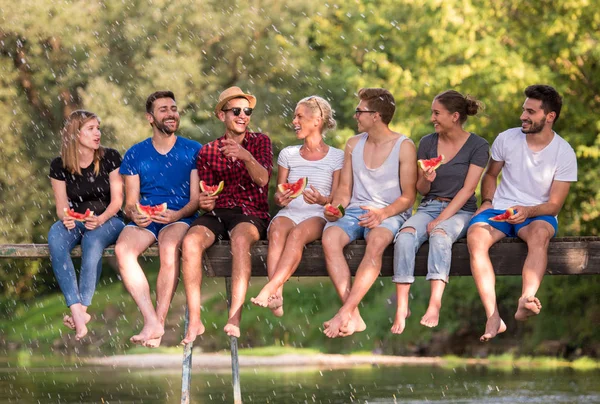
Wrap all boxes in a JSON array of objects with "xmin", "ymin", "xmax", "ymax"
[{"xmin": 120, "ymin": 137, "xmax": 202, "ymax": 211}]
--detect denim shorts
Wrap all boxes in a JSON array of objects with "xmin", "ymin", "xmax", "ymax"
[
  {"xmin": 469, "ymin": 208, "xmax": 558, "ymax": 237},
  {"xmin": 126, "ymin": 215, "xmax": 197, "ymax": 240},
  {"xmin": 324, "ymin": 207, "xmax": 407, "ymax": 242}
]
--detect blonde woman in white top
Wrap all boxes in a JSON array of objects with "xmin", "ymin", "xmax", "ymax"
[{"xmin": 251, "ymin": 96, "xmax": 344, "ymax": 316}]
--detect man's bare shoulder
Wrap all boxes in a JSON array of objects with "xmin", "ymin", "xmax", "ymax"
[{"xmin": 346, "ymin": 133, "xmax": 365, "ymax": 150}]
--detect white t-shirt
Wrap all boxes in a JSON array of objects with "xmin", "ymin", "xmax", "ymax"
[
  {"xmin": 276, "ymin": 145, "xmax": 344, "ymax": 218},
  {"xmin": 491, "ymin": 127, "xmax": 577, "ymax": 210}
]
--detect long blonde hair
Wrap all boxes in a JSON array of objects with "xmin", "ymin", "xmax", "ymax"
[{"xmin": 60, "ymin": 110, "xmax": 104, "ymax": 175}]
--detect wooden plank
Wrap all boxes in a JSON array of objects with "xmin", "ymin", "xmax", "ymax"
[{"xmin": 1, "ymin": 238, "xmax": 599, "ymax": 276}]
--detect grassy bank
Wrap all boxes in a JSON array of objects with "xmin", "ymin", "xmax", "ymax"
[{"xmin": 1, "ymin": 260, "xmax": 599, "ymax": 359}]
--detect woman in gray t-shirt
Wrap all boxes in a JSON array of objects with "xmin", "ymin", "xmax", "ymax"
[{"xmin": 391, "ymin": 90, "xmax": 489, "ymax": 335}]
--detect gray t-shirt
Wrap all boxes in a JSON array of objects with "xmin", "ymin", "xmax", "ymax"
[{"xmin": 419, "ymin": 132, "xmax": 489, "ymax": 212}]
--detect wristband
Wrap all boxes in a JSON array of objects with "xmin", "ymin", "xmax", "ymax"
[{"xmin": 481, "ymin": 198, "xmax": 493, "ymax": 204}]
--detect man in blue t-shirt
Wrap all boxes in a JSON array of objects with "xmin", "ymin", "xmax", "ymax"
[{"xmin": 115, "ymin": 91, "xmax": 202, "ymax": 348}]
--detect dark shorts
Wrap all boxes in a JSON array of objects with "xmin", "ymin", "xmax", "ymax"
[
  {"xmin": 190, "ymin": 207, "xmax": 268, "ymax": 240},
  {"xmin": 469, "ymin": 209, "xmax": 558, "ymax": 238}
]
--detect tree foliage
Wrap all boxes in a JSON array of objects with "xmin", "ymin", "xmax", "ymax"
[{"xmin": 0, "ymin": 0, "xmax": 598, "ymax": 352}]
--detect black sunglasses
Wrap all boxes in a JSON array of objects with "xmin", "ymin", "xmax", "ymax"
[{"xmin": 222, "ymin": 107, "xmax": 253, "ymax": 116}]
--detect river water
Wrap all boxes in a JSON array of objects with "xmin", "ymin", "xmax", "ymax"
[{"xmin": 1, "ymin": 361, "xmax": 599, "ymax": 403}]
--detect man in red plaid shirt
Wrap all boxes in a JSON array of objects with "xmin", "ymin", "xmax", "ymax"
[{"xmin": 181, "ymin": 86, "xmax": 273, "ymax": 342}]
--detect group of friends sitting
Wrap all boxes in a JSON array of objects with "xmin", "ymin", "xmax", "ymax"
[{"xmin": 48, "ymin": 84, "xmax": 577, "ymax": 348}]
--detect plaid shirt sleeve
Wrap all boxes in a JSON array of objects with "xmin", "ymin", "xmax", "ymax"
[
  {"xmin": 253, "ymin": 133, "xmax": 273, "ymax": 177},
  {"xmin": 196, "ymin": 142, "xmax": 217, "ymax": 186}
]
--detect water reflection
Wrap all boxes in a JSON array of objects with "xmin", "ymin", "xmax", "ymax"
[{"xmin": 1, "ymin": 362, "xmax": 598, "ymax": 403}]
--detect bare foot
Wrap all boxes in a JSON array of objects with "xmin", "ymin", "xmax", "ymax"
[
  {"xmin": 130, "ymin": 323, "xmax": 164, "ymax": 345},
  {"xmin": 63, "ymin": 312, "xmax": 91, "ymax": 330},
  {"xmin": 515, "ymin": 296, "xmax": 542, "ymax": 321},
  {"xmin": 63, "ymin": 315, "xmax": 76, "ymax": 330},
  {"xmin": 391, "ymin": 308, "xmax": 411, "ymax": 334},
  {"xmin": 323, "ymin": 311, "xmax": 351, "ymax": 338},
  {"xmin": 250, "ymin": 289, "xmax": 271, "ymax": 308},
  {"xmin": 224, "ymin": 322, "xmax": 240, "ymax": 338},
  {"xmin": 268, "ymin": 295, "xmax": 284, "ymax": 317},
  {"xmin": 71, "ymin": 310, "xmax": 92, "ymax": 341},
  {"xmin": 181, "ymin": 321, "xmax": 206, "ymax": 345},
  {"xmin": 420, "ymin": 304, "xmax": 441, "ymax": 328},
  {"xmin": 339, "ymin": 311, "xmax": 367, "ymax": 337},
  {"xmin": 143, "ymin": 336, "xmax": 162, "ymax": 348},
  {"xmin": 480, "ymin": 315, "xmax": 507, "ymax": 342}
]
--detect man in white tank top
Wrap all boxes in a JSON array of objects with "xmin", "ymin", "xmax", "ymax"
[
  {"xmin": 467, "ymin": 85, "xmax": 577, "ymax": 342},
  {"xmin": 321, "ymin": 88, "xmax": 417, "ymax": 338}
]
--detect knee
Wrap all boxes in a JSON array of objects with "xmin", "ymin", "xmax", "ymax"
[
  {"xmin": 466, "ymin": 230, "xmax": 486, "ymax": 254},
  {"xmin": 430, "ymin": 229, "xmax": 450, "ymax": 244},
  {"xmin": 115, "ymin": 241, "xmax": 135, "ymax": 263},
  {"xmin": 182, "ymin": 233, "xmax": 207, "ymax": 256},
  {"xmin": 365, "ymin": 236, "xmax": 390, "ymax": 257},
  {"xmin": 230, "ymin": 234, "xmax": 252, "ymax": 253},
  {"xmin": 286, "ymin": 228, "xmax": 307, "ymax": 249},
  {"xmin": 322, "ymin": 231, "xmax": 342, "ymax": 254},
  {"xmin": 526, "ymin": 228, "xmax": 551, "ymax": 250}
]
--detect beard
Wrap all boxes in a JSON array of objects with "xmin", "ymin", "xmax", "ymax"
[
  {"xmin": 521, "ymin": 116, "xmax": 546, "ymax": 134},
  {"xmin": 153, "ymin": 116, "xmax": 179, "ymax": 135}
]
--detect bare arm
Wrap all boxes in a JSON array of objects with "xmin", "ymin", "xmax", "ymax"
[
  {"xmin": 478, "ymin": 159, "xmax": 504, "ymax": 212},
  {"xmin": 509, "ymin": 180, "xmax": 572, "ymax": 224},
  {"xmin": 95, "ymin": 169, "xmax": 124, "ymax": 224},
  {"xmin": 416, "ymin": 165, "xmax": 431, "ymax": 196},
  {"xmin": 383, "ymin": 140, "xmax": 417, "ymax": 217},
  {"xmin": 176, "ymin": 169, "xmax": 200, "ymax": 219},
  {"xmin": 51, "ymin": 178, "xmax": 70, "ymax": 220},
  {"xmin": 330, "ymin": 137, "xmax": 357, "ymax": 208},
  {"xmin": 123, "ymin": 174, "xmax": 141, "ymax": 218},
  {"xmin": 436, "ymin": 164, "xmax": 485, "ymax": 222},
  {"xmin": 273, "ymin": 165, "xmax": 293, "ymax": 207}
]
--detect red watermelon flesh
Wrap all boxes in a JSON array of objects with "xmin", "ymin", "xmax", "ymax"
[
  {"xmin": 136, "ymin": 202, "xmax": 168, "ymax": 217},
  {"xmin": 418, "ymin": 155, "xmax": 445, "ymax": 171},
  {"xmin": 277, "ymin": 177, "xmax": 308, "ymax": 198},
  {"xmin": 64, "ymin": 208, "xmax": 94, "ymax": 221},
  {"xmin": 324, "ymin": 203, "xmax": 345, "ymax": 218},
  {"xmin": 200, "ymin": 180, "xmax": 224, "ymax": 196},
  {"xmin": 489, "ymin": 208, "xmax": 517, "ymax": 222}
]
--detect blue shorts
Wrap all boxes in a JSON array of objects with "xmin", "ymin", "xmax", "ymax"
[
  {"xmin": 126, "ymin": 215, "xmax": 197, "ymax": 240},
  {"xmin": 324, "ymin": 207, "xmax": 407, "ymax": 242},
  {"xmin": 469, "ymin": 209, "xmax": 558, "ymax": 238}
]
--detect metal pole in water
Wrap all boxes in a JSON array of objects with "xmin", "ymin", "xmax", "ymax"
[
  {"xmin": 181, "ymin": 306, "xmax": 193, "ymax": 404},
  {"xmin": 226, "ymin": 276, "xmax": 243, "ymax": 404}
]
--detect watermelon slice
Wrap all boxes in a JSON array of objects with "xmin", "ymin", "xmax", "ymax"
[
  {"xmin": 324, "ymin": 203, "xmax": 345, "ymax": 218},
  {"xmin": 418, "ymin": 155, "xmax": 445, "ymax": 171},
  {"xmin": 200, "ymin": 180, "xmax": 225, "ymax": 196},
  {"xmin": 277, "ymin": 177, "xmax": 308, "ymax": 198},
  {"xmin": 64, "ymin": 208, "xmax": 94, "ymax": 221},
  {"xmin": 136, "ymin": 202, "xmax": 168, "ymax": 217},
  {"xmin": 489, "ymin": 208, "xmax": 517, "ymax": 222}
]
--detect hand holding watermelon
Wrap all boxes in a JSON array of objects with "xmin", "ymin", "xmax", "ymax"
[
  {"xmin": 274, "ymin": 188, "xmax": 294, "ymax": 207},
  {"xmin": 418, "ymin": 155, "xmax": 445, "ymax": 182},
  {"xmin": 324, "ymin": 203, "xmax": 345, "ymax": 221}
]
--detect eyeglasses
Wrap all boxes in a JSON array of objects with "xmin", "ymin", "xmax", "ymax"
[
  {"xmin": 354, "ymin": 109, "xmax": 377, "ymax": 116},
  {"xmin": 222, "ymin": 107, "xmax": 253, "ymax": 116}
]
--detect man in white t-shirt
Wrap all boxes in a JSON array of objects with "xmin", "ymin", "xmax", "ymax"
[{"xmin": 467, "ymin": 84, "xmax": 577, "ymax": 342}]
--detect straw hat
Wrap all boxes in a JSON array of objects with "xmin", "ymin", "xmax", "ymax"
[{"xmin": 214, "ymin": 86, "xmax": 257, "ymax": 116}]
